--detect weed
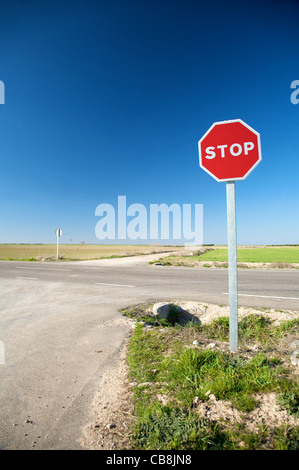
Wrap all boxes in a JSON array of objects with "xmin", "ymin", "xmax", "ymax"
[
  {"xmin": 238, "ymin": 314, "xmax": 272, "ymax": 344},
  {"xmin": 274, "ymin": 318, "xmax": 299, "ymax": 339},
  {"xmin": 167, "ymin": 304, "xmax": 181, "ymax": 325},
  {"xmin": 132, "ymin": 402, "xmax": 234, "ymax": 450},
  {"xmin": 272, "ymin": 426, "xmax": 299, "ymax": 450},
  {"xmin": 277, "ymin": 388, "xmax": 299, "ymax": 417},
  {"xmin": 199, "ymin": 316, "xmax": 230, "ymax": 341}
]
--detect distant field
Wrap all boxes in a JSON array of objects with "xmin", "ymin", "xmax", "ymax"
[
  {"xmin": 199, "ymin": 246, "xmax": 299, "ymax": 264},
  {"xmin": 2, "ymin": 245, "xmax": 299, "ymax": 264},
  {"xmin": 0, "ymin": 244, "xmax": 181, "ymax": 261}
]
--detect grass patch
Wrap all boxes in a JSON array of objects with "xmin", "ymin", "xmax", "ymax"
[
  {"xmin": 150, "ymin": 246, "xmax": 299, "ymax": 267},
  {"xmin": 132, "ymin": 404, "xmax": 232, "ymax": 450},
  {"xmin": 162, "ymin": 349, "xmax": 286, "ymax": 410},
  {"xmin": 277, "ymin": 387, "xmax": 299, "ymax": 417},
  {"xmin": 197, "ymin": 247, "xmax": 299, "ymax": 264},
  {"xmin": 124, "ymin": 304, "xmax": 299, "ymax": 450}
]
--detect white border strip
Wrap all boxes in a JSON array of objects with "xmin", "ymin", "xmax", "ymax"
[
  {"xmin": 222, "ymin": 292, "xmax": 299, "ymax": 301},
  {"xmin": 95, "ymin": 282, "xmax": 135, "ymax": 288},
  {"xmin": 15, "ymin": 266, "xmax": 72, "ymax": 272}
]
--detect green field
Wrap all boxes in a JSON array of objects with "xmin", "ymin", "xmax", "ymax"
[
  {"xmin": 0, "ymin": 244, "xmax": 180, "ymax": 261},
  {"xmin": 150, "ymin": 246, "xmax": 299, "ymax": 267},
  {"xmin": 1, "ymin": 244, "xmax": 299, "ymax": 264},
  {"xmin": 198, "ymin": 246, "xmax": 299, "ymax": 264}
]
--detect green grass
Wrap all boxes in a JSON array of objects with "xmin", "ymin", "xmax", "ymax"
[
  {"xmin": 149, "ymin": 246, "xmax": 299, "ymax": 267},
  {"xmin": 123, "ymin": 305, "xmax": 299, "ymax": 450},
  {"xmin": 165, "ymin": 348, "xmax": 286, "ymax": 410},
  {"xmin": 197, "ymin": 247, "xmax": 299, "ymax": 264},
  {"xmin": 131, "ymin": 403, "xmax": 232, "ymax": 450}
]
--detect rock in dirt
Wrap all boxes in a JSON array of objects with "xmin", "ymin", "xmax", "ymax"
[{"xmin": 152, "ymin": 302, "xmax": 171, "ymax": 320}]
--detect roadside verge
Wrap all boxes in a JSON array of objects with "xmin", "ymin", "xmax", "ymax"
[{"xmin": 81, "ymin": 301, "xmax": 299, "ymax": 451}]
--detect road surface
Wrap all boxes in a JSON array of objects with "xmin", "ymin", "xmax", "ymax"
[{"xmin": 0, "ymin": 257, "xmax": 298, "ymax": 449}]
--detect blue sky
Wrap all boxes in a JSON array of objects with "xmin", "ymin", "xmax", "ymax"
[{"xmin": 0, "ymin": 0, "xmax": 299, "ymax": 245}]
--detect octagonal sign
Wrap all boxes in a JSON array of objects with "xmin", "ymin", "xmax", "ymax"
[{"xmin": 198, "ymin": 119, "xmax": 262, "ymax": 182}]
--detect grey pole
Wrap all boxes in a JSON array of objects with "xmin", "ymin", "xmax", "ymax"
[
  {"xmin": 226, "ymin": 181, "xmax": 238, "ymax": 352},
  {"xmin": 57, "ymin": 234, "xmax": 59, "ymax": 259}
]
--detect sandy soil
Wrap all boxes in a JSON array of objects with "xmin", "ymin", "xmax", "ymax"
[
  {"xmin": 196, "ymin": 391, "xmax": 299, "ymax": 435},
  {"xmin": 74, "ymin": 250, "xmax": 185, "ymax": 266},
  {"xmin": 80, "ymin": 338, "xmax": 134, "ymax": 450}
]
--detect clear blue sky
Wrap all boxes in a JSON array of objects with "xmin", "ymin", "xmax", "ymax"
[{"xmin": 0, "ymin": 0, "xmax": 299, "ymax": 245}]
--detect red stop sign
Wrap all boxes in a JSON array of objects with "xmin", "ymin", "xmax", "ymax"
[{"xmin": 198, "ymin": 119, "xmax": 262, "ymax": 182}]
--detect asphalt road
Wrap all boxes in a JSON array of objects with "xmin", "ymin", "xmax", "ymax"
[
  {"xmin": 1, "ymin": 259, "xmax": 299, "ymax": 308},
  {"xmin": 0, "ymin": 258, "xmax": 298, "ymax": 450}
]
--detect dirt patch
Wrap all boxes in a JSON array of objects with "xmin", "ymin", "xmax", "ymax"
[
  {"xmin": 174, "ymin": 300, "xmax": 299, "ymax": 324},
  {"xmin": 195, "ymin": 392, "xmax": 299, "ymax": 434},
  {"xmin": 75, "ymin": 250, "xmax": 186, "ymax": 267}
]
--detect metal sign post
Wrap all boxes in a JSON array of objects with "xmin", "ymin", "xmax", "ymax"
[
  {"xmin": 56, "ymin": 228, "xmax": 62, "ymax": 259},
  {"xmin": 226, "ymin": 181, "xmax": 238, "ymax": 352}
]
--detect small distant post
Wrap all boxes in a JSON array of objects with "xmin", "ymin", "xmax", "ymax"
[
  {"xmin": 56, "ymin": 228, "xmax": 62, "ymax": 259},
  {"xmin": 0, "ymin": 80, "xmax": 4, "ymax": 104}
]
